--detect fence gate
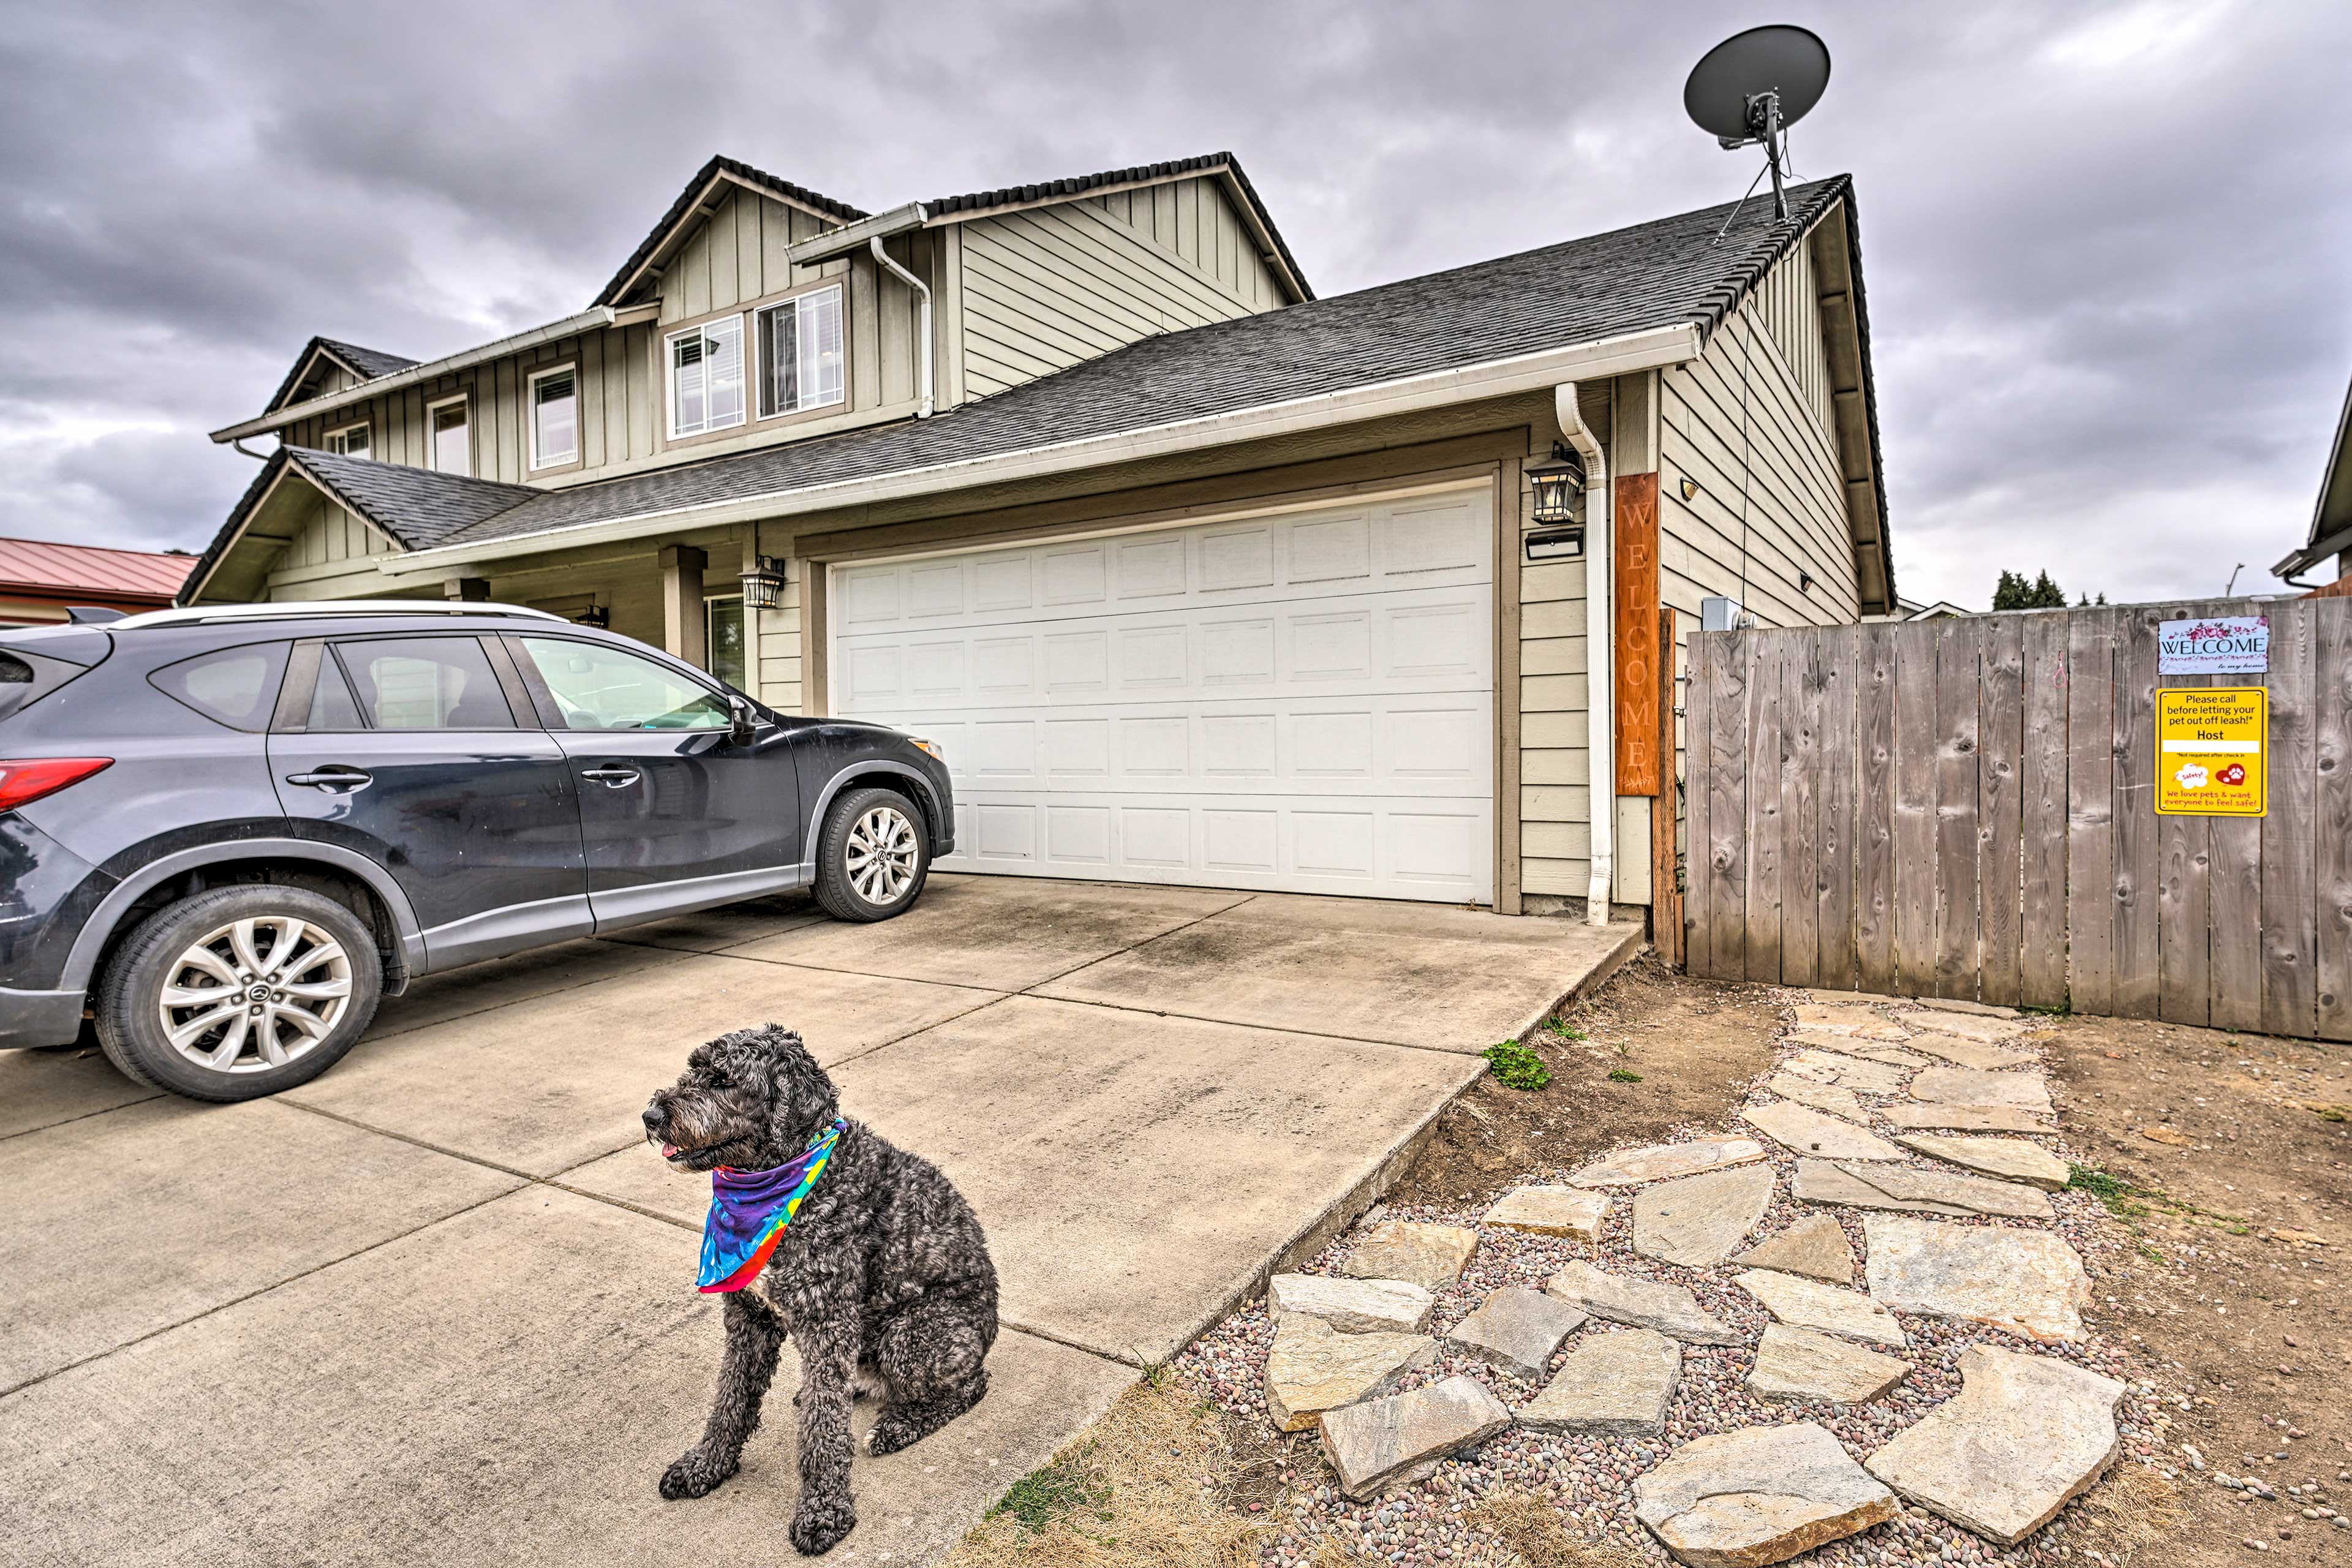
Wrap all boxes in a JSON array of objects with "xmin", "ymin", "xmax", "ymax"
[{"xmin": 1684, "ymin": 597, "xmax": 2352, "ymax": 1040}]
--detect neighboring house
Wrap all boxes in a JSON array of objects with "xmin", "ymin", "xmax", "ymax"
[
  {"xmin": 2278, "ymin": 369, "xmax": 2352, "ymax": 597},
  {"xmin": 181, "ymin": 152, "xmax": 1893, "ymax": 919},
  {"xmin": 0, "ymin": 536, "xmax": 194, "ymax": 625},
  {"xmin": 1869, "ymin": 594, "xmax": 1969, "ymax": 622}
]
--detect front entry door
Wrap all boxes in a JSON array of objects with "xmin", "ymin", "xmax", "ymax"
[{"xmin": 505, "ymin": 633, "xmax": 802, "ymax": 929}]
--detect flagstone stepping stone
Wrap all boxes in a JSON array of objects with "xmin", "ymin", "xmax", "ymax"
[
  {"xmin": 1905, "ymin": 1009, "xmax": 2028, "ymax": 1043},
  {"xmin": 1785, "ymin": 1035, "xmax": 1929, "ymax": 1067},
  {"xmin": 1545, "ymin": 1261, "xmax": 1740, "ymax": 1345},
  {"xmin": 1781, "ymin": 1050, "xmax": 1909, "ymax": 1096},
  {"xmin": 1633, "ymin": 1420, "xmax": 1900, "ymax": 1566},
  {"xmin": 1906, "ymin": 995, "xmax": 2021, "ymax": 1020},
  {"xmin": 1569, "ymin": 1136, "xmax": 1766, "ymax": 1188},
  {"xmin": 1445, "ymin": 1286, "xmax": 1587, "ymax": 1381},
  {"xmin": 1319, "ymin": 1373, "xmax": 1512, "ymax": 1500},
  {"xmin": 1482, "ymin": 1185, "xmax": 1609, "ymax": 1240},
  {"xmin": 1340, "ymin": 1219, "xmax": 1478, "ymax": 1289},
  {"xmin": 1765, "ymin": 1072, "xmax": 1869, "ymax": 1122},
  {"xmin": 1795, "ymin": 1159, "xmax": 1969, "ymax": 1216},
  {"xmin": 1269, "ymin": 1273, "xmax": 1434, "ymax": 1335},
  {"xmin": 1910, "ymin": 1068, "xmax": 2053, "ymax": 1115},
  {"xmin": 1517, "ymin": 1327, "xmax": 1682, "ymax": 1433},
  {"xmin": 1265, "ymin": 1314, "xmax": 1436, "ymax": 1431},
  {"xmin": 1793, "ymin": 1002, "xmax": 1909, "ymax": 1039},
  {"xmin": 1792, "ymin": 1159, "xmax": 2054, "ymax": 1219},
  {"xmin": 1803, "ymin": 989, "xmax": 1878, "ymax": 1005},
  {"xmin": 1864, "ymin": 1216, "xmax": 2090, "ymax": 1342},
  {"xmin": 1901, "ymin": 1033, "xmax": 2038, "ymax": 1072},
  {"xmin": 1733, "ymin": 1215, "xmax": 1855, "ymax": 1284},
  {"xmin": 1633, "ymin": 1164, "xmax": 1777, "ymax": 1266},
  {"xmin": 1748, "ymin": 1323, "xmax": 1910, "ymax": 1404},
  {"xmin": 1894, "ymin": 1133, "xmax": 2071, "ymax": 1190},
  {"xmin": 1865, "ymin": 1344, "xmax": 2125, "ymax": 1544},
  {"xmin": 1880, "ymin": 1104, "xmax": 2056, "ymax": 1134},
  {"xmin": 1735, "ymin": 1267, "xmax": 1907, "ymax": 1348},
  {"xmin": 1743, "ymin": 1101, "xmax": 1904, "ymax": 1161}
]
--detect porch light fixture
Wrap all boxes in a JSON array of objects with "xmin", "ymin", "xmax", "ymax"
[
  {"xmin": 1525, "ymin": 442, "xmax": 1586, "ymax": 526},
  {"xmin": 570, "ymin": 603, "xmax": 611, "ymax": 628},
  {"xmin": 739, "ymin": 555, "xmax": 790, "ymax": 610}
]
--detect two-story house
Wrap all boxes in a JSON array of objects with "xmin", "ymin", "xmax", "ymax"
[{"xmin": 181, "ymin": 151, "xmax": 1893, "ymax": 925}]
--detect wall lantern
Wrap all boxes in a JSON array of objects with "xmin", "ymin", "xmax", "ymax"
[
  {"xmin": 739, "ymin": 555, "xmax": 790, "ymax": 610},
  {"xmin": 1525, "ymin": 442, "xmax": 1586, "ymax": 525},
  {"xmin": 570, "ymin": 603, "xmax": 611, "ymax": 628}
]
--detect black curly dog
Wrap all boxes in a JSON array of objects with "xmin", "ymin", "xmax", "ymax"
[{"xmin": 643, "ymin": 1025, "xmax": 998, "ymax": 1556}]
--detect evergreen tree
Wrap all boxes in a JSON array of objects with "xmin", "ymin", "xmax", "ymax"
[{"xmin": 1993, "ymin": 570, "xmax": 2069, "ymax": 611}]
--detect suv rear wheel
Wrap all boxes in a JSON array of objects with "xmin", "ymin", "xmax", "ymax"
[
  {"xmin": 94, "ymin": 884, "xmax": 384, "ymax": 1101},
  {"xmin": 813, "ymin": 786, "xmax": 930, "ymax": 922}
]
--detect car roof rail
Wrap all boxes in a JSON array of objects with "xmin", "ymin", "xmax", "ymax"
[{"xmin": 111, "ymin": 599, "xmax": 570, "ymax": 630}]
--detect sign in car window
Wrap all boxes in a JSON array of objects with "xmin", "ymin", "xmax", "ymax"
[
  {"xmin": 2158, "ymin": 615, "xmax": 2269, "ymax": 675},
  {"xmin": 2155, "ymin": 688, "xmax": 2266, "ymax": 816}
]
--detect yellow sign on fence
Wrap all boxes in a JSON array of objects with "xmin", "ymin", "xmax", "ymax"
[{"xmin": 2155, "ymin": 687, "xmax": 2267, "ymax": 816}]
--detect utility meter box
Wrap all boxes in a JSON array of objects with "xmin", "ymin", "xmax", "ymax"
[{"xmin": 1701, "ymin": 597, "xmax": 1744, "ymax": 633}]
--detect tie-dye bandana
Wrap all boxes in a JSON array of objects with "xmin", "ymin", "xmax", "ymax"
[{"xmin": 697, "ymin": 1118, "xmax": 846, "ymax": 1293}]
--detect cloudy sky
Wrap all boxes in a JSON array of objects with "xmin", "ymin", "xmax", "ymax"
[{"xmin": 3, "ymin": 0, "xmax": 2347, "ymax": 605}]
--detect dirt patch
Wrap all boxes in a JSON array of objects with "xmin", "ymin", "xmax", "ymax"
[
  {"xmin": 1386, "ymin": 954, "xmax": 1781, "ymax": 1208},
  {"xmin": 2043, "ymin": 1011, "xmax": 2351, "ymax": 1566}
]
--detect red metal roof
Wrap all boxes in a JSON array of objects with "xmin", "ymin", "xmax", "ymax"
[{"xmin": 0, "ymin": 536, "xmax": 196, "ymax": 600}]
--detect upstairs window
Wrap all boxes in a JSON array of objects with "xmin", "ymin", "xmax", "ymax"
[
  {"xmin": 666, "ymin": 317, "xmax": 744, "ymax": 440},
  {"xmin": 429, "ymin": 396, "xmax": 470, "ymax": 475},
  {"xmin": 529, "ymin": 365, "xmax": 578, "ymax": 469},
  {"xmin": 755, "ymin": 285, "xmax": 845, "ymax": 419},
  {"xmin": 325, "ymin": 423, "xmax": 371, "ymax": 458}
]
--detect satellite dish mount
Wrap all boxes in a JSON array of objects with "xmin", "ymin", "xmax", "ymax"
[{"xmin": 1683, "ymin": 24, "xmax": 1832, "ymax": 224}]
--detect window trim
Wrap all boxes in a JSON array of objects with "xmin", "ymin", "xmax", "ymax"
[
  {"xmin": 426, "ymin": 393, "xmax": 472, "ymax": 477},
  {"xmin": 752, "ymin": 281, "xmax": 848, "ymax": 424},
  {"xmin": 323, "ymin": 420, "xmax": 372, "ymax": 459},
  {"xmin": 526, "ymin": 362, "xmax": 581, "ymax": 473},
  {"xmin": 663, "ymin": 316, "xmax": 747, "ymax": 443}
]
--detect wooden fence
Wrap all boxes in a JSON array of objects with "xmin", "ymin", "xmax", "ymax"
[{"xmin": 1684, "ymin": 597, "xmax": 2352, "ymax": 1040}]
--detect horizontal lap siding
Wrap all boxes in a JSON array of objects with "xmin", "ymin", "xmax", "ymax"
[
  {"xmin": 1088, "ymin": 176, "xmax": 1285, "ymax": 310},
  {"xmin": 1520, "ymin": 386, "xmax": 1610, "ymax": 899}
]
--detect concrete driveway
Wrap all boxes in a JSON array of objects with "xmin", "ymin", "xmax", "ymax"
[{"xmin": 0, "ymin": 875, "xmax": 1639, "ymax": 1568}]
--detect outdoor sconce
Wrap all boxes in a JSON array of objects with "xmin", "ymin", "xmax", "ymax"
[
  {"xmin": 1525, "ymin": 442, "xmax": 1586, "ymax": 525},
  {"xmin": 1524, "ymin": 526, "xmax": 1585, "ymax": 562},
  {"xmin": 1679, "ymin": 477, "xmax": 1701, "ymax": 502},
  {"xmin": 570, "ymin": 603, "xmax": 611, "ymax": 628},
  {"xmin": 739, "ymin": 555, "xmax": 790, "ymax": 610}
]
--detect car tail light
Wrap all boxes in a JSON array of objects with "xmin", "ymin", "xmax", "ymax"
[{"xmin": 0, "ymin": 758, "xmax": 113, "ymax": 813}]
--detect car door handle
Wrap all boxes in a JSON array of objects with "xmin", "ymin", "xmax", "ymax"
[
  {"xmin": 580, "ymin": 766, "xmax": 641, "ymax": 788},
  {"xmin": 284, "ymin": 766, "xmax": 373, "ymax": 794}
]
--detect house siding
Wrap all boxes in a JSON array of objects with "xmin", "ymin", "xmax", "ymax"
[
  {"xmin": 1086, "ymin": 175, "xmax": 1285, "ymax": 311},
  {"xmin": 1515, "ymin": 383, "xmax": 1613, "ymax": 904}
]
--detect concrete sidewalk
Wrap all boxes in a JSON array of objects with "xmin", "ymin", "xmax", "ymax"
[{"xmin": 0, "ymin": 875, "xmax": 1640, "ymax": 1567}]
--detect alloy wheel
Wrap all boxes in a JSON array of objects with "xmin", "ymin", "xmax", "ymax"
[
  {"xmin": 156, "ymin": 914, "xmax": 355, "ymax": 1074},
  {"xmin": 845, "ymin": 804, "xmax": 919, "ymax": 905}
]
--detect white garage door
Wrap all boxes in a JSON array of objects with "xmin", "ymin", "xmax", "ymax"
[{"xmin": 828, "ymin": 485, "xmax": 1494, "ymax": 903}]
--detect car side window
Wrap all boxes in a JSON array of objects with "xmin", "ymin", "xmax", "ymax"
[
  {"xmin": 148, "ymin": 642, "xmax": 289, "ymax": 731},
  {"xmin": 305, "ymin": 657, "xmax": 368, "ymax": 731},
  {"xmin": 517, "ymin": 636, "xmax": 730, "ymax": 731},
  {"xmin": 333, "ymin": 636, "xmax": 516, "ymax": 731}
]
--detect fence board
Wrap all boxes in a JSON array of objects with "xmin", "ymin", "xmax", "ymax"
[
  {"xmin": 2316, "ymin": 599, "xmax": 2352, "ymax": 1041},
  {"xmin": 1684, "ymin": 629, "xmax": 1713, "ymax": 976},
  {"xmin": 1893, "ymin": 627, "xmax": 1939, "ymax": 995},
  {"xmin": 1781, "ymin": 631, "xmax": 1823, "ymax": 987},
  {"xmin": 1932, "ymin": 619, "xmax": 1983, "ymax": 998},
  {"xmin": 2065, "ymin": 611, "xmax": 2119, "ymax": 1016},
  {"xmin": 1653, "ymin": 608, "xmax": 1686, "ymax": 970},
  {"xmin": 1978, "ymin": 616, "xmax": 2026, "ymax": 1006},
  {"xmin": 1743, "ymin": 635, "xmax": 1786, "ymax": 982},
  {"xmin": 2018, "ymin": 614, "xmax": 2070, "ymax": 1008},
  {"xmin": 2112, "ymin": 608, "xmax": 2164, "ymax": 1017},
  {"xmin": 1703, "ymin": 631, "xmax": 1748, "ymax": 981},
  {"xmin": 1817, "ymin": 625, "xmax": 1861, "ymax": 991},
  {"xmin": 1856, "ymin": 624, "xmax": 1899, "ymax": 993},
  {"xmin": 2262, "ymin": 599, "xmax": 2319, "ymax": 1039},
  {"xmin": 2157, "ymin": 600, "xmax": 2226, "ymax": 1028}
]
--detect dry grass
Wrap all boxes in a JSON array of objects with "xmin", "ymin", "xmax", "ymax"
[
  {"xmin": 2068, "ymin": 1461, "xmax": 2191, "ymax": 1564},
  {"xmin": 940, "ymin": 1380, "xmax": 1271, "ymax": 1568},
  {"xmin": 1463, "ymin": 1491, "xmax": 1643, "ymax": 1568}
]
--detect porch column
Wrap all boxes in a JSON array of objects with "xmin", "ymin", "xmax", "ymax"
[{"xmin": 660, "ymin": 545, "xmax": 706, "ymax": 666}]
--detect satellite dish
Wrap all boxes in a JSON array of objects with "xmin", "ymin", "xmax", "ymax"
[{"xmin": 1684, "ymin": 24, "xmax": 1831, "ymax": 222}]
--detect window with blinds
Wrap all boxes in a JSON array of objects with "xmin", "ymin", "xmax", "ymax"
[
  {"xmin": 325, "ymin": 423, "xmax": 371, "ymax": 458},
  {"xmin": 666, "ymin": 317, "xmax": 745, "ymax": 439},
  {"xmin": 429, "ymin": 399, "xmax": 470, "ymax": 474},
  {"xmin": 755, "ymin": 285, "xmax": 845, "ymax": 420},
  {"xmin": 530, "ymin": 365, "xmax": 578, "ymax": 469}
]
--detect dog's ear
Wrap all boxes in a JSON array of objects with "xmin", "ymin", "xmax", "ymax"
[{"xmin": 756, "ymin": 1025, "xmax": 838, "ymax": 1142}]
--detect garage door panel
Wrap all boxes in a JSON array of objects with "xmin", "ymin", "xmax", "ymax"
[{"xmin": 832, "ymin": 489, "xmax": 1494, "ymax": 903}]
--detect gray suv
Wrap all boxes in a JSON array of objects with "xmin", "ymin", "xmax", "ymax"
[{"xmin": 0, "ymin": 600, "xmax": 954, "ymax": 1101}]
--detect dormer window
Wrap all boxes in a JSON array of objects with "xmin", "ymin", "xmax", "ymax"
[
  {"xmin": 666, "ymin": 317, "xmax": 745, "ymax": 439},
  {"xmin": 756, "ymin": 285, "xmax": 845, "ymax": 420},
  {"xmin": 529, "ymin": 365, "xmax": 578, "ymax": 469},
  {"xmin": 325, "ymin": 422, "xmax": 371, "ymax": 459},
  {"xmin": 428, "ymin": 395, "xmax": 470, "ymax": 474}
]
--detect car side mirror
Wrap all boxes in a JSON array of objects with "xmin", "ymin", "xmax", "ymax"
[{"xmin": 727, "ymin": 695, "xmax": 756, "ymax": 746}]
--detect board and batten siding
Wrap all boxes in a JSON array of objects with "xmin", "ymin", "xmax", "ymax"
[
  {"xmin": 1085, "ymin": 175, "xmax": 1286, "ymax": 311},
  {"xmin": 956, "ymin": 186, "xmax": 1276, "ymax": 399}
]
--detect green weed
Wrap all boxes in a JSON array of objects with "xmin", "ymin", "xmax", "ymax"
[
  {"xmin": 1608, "ymin": 1068, "xmax": 1645, "ymax": 1084},
  {"xmin": 987, "ymin": 1453, "xmax": 1112, "ymax": 1532},
  {"xmin": 1483, "ymin": 1040, "xmax": 1551, "ymax": 1091}
]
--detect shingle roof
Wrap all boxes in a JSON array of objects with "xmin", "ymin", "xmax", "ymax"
[
  {"xmin": 262, "ymin": 336, "xmax": 420, "ymax": 414},
  {"xmin": 0, "ymin": 536, "xmax": 195, "ymax": 599},
  {"xmin": 925, "ymin": 152, "xmax": 1311, "ymax": 300},
  {"xmin": 594, "ymin": 155, "xmax": 871, "ymax": 307}
]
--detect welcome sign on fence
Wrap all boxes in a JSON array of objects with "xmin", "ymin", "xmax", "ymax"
[{"xmin": 2158, "ymin": 614, "xmax": 2269, "ymax": 674}]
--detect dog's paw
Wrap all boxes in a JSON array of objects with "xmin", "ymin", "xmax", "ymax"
[
  {"xmin": 657, "ymin": 1449, "xmax": 736, "ymax": 1501},
  {"xmin": 790, "ymin": 1496, "xmax": 858, "ymax": 1556},
  {"xmin": 863, "ymin": 1409, "xmax": 921, "ymax": 1457}
]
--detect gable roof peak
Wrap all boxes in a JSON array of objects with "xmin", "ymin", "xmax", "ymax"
[
  {"xmin": 263, "ymin": 334, "xmax": 420, "ymax": 414},
  {"xmin": 594, "ymin": 154, "xmax": 871, "ymax": 308}
]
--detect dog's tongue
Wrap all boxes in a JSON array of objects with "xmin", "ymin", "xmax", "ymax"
[{"xmin": 661, "ymin": 1143, "xmax": 679, "ymax": 1159}]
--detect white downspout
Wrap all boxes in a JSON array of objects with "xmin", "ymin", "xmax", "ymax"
[
  {"xmin": 1555, "ymin": 383, "xmax": 1614, "ymax": 926},
  {"xmin": 869, "ymin": 236, "xmax": 933, "ymax": 418}
]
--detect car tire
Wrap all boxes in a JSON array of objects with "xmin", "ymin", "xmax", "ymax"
[
  {"xmin": 813, "ymin": 786, "xmax": 930, "ymax": 923},
  {"xmin": 93, "ymin": 884, "xmax": 384, "ymax": 1102}
]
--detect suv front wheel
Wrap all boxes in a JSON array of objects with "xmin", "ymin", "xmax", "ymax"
[
  {"xmin": 94, "ymin": 884, "xmax": 385, "ymax": 1101},
  {"xmin": 813, "ymin": 786, "xmax": 930, "ymax": 922}
]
